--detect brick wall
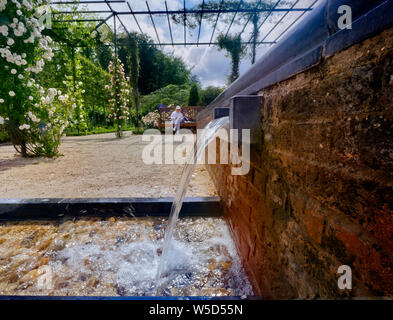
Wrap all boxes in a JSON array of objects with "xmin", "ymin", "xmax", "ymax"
[{"xmin": 207, "ymin": 27, "xmax": 393, "ymax": 298}]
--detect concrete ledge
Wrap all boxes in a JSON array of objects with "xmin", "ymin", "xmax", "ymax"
[{"xmin": 0, "ymin": 197, "xmax": 222, "ymax": 220}]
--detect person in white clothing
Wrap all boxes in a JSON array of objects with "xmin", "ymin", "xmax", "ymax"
[{"xmin": 171, "ymin": 105, "xmax": 184, "ymax": 134}]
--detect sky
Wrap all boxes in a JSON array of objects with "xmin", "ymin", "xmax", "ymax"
[{"xmin": 56, "ymin": 0, "xmax": 320, "ymax": 88}]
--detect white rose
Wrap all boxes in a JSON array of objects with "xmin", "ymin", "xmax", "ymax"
[
  {"xmin": 19, "ymin": 124, "xmax": 30, "ymax": 130},
  {"xmin": 11, "ymin": 69, "xmax": 17, "ymax": 74},
  {"xmin": 9, "ymin": 91, "xmax": 15, "ymax": 96}
]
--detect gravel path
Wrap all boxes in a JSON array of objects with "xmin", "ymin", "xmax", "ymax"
[{"xmin": 0, "ymin": 132, "xmax": 217, "ymax": 198}]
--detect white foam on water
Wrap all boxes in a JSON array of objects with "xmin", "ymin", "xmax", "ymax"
[{"xmin": 45, "ymin": 217, "xmax": 253, "ymax": 296}]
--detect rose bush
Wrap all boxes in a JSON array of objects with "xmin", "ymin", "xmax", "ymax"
[
  {"xmin": 0, "ymin": 0, "xmax": 73, "ymax": 156},
  {"xmin": 141, "ymin": 110, "xmax": 160, "ymax": 128},
  {"xmin": 15, "ymin": 84, "xmax": 73, "ymax": 156}
]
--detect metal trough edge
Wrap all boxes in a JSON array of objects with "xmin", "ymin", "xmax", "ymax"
[
  {"xmin": 0, "ymin": 295, "xmax": 260, "ymax": 300},
  {"xmin": 0, "ymin": 197, "xmax": 222, "ymax": 220}
]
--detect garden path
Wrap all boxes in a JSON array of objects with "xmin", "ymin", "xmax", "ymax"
[{"xmin": 0, "ymin": 132, "xmax": 217, "ymax": 198}]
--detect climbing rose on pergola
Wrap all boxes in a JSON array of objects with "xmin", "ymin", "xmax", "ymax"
[
  {"xmin": 0, "ymin": 0, "xmax": 72, "ymax": 157},
  {"xmin": 106, "ymin": 57, "xmax": 130, "ymax": 138}
]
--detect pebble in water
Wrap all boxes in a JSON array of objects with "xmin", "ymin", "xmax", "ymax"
[{"xmin": 0, "ymin": 217, "xmax": 253, "ymax": 297}]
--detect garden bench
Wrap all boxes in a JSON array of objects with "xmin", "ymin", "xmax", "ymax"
[{"xmin": 158, "ymin": 106, "xmax": 204, "ymax": 132}]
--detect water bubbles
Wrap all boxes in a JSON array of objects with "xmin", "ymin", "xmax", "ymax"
[{"xmin": 0, "ymin": 217, "xmax": 253, "ymax": 297}]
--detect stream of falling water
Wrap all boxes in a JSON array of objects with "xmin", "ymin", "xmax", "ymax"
[{"xmin": 156, "ymin": 116, "xmax": 230, "ymax": 294}]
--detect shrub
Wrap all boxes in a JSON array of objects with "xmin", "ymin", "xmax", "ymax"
[{"xmin": 13, "ymin": 87, "xmax": 73, "ymax": 157}]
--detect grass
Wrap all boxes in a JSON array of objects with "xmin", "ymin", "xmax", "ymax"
[
  {"xmin": 65, "ymin": 125, "xmax": 146, "ymax": 136},
  {"xmin": 0, "ymin": 125, "xmax": 147, "ymax": 144}
]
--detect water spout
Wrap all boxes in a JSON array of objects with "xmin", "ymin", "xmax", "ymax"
[{"xmin": 156, "ymin": 116, "xmax": 230, "ymax": 293}]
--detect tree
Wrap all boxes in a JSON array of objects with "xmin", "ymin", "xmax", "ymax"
[
  {"xmin": 201, "ymin": 86, "xmax": 224, "ymax": 106},
  {"xmin": 106, "ymin": 58, "xmax": 130, "ymax": 138},
  {"xmin": 118, "ymin": 32, "xmax": 191, "ymax": 95},
  {"xmin": 140, "ymin": 84, "xmax": 190, "ymax": 115},
  {"xmin": 217, "ymin": 34, "xmax": 246, "ymax": 83},
  {"xmin": 188, "ymin": 83, "xmax": 200, "ymax": 106}
]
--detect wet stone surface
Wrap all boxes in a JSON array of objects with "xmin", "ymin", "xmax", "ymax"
[{"xmin": 0, "ymin": 217, "xmax": 253, "ymax": 297}]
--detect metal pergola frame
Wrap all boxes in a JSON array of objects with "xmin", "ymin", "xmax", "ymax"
[{"xmin": 49, "ymin": 0, "xmax": 317, "ymax": 51}]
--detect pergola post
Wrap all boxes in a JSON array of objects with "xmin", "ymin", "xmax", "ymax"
[
  {"xmin": 71, "ymin": 45, "xmax": 80, "ymax": 134},
  {"xmin": 114, "ymin": 13, "xmax": 118, "ymax": 59}
]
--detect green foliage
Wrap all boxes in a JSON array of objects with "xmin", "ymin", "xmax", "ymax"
[
  {"xmin": 95, "ymin": 40, "xmax": 112, "ymax": 70},
  {"xmin": 125, "ymin": 35, "xmax": 140, "ymax": 126},
  {"xmin": 141, "ymin": 84, "xmax": 190, "ymax": 114},
  {"xmin": 37, "ymin": 47, "xmax": 111, "ymax": 129},
  {"xmin": 79, "ymin": 55, "xmax": 111, "ymax": 125},
  {"xmin": 46, "ymin": 3, "xmax": 98, "ymax": 49},
  {"xmin": 118, "ymin": 33, "xmax": 191, "ymax": 95},
  {"xmin": 200, "ymin": 86, "xmax": 224, "ymax": 106},
  {"xmin": 217, "ymin": 34, "xmax": 246, "ymax": 83},
  {"xmin": 65, "ymin": 125, "xmax": 144, "ymax": 136},
  {"xmin": 15, "ymin": 87, "xmax": 74, "ymax": 157},
  {"xmin": 1, "ymin": 2, "xmax": 198, "ymax": 150},
  {"xmin": 34, "ymin": 47, "xmax": 69, "ymax": 93},
  {"xmin": 188, "ymin": 83, "xmax": 200, "ymax": 106},
  {"xmin": 91, "ymin": 27, "xmax": 114, "ymax": 70},
  {"xmin": 0, "ymin": 126, "xmax": 9, "ymax": 143},
  {"xmin": 61, "ymin": 53, "xmax": 88, "ymax": 135},
  {"xmin": 127, "ymin": 36, "xmax": 140, "ymax": 92}
]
